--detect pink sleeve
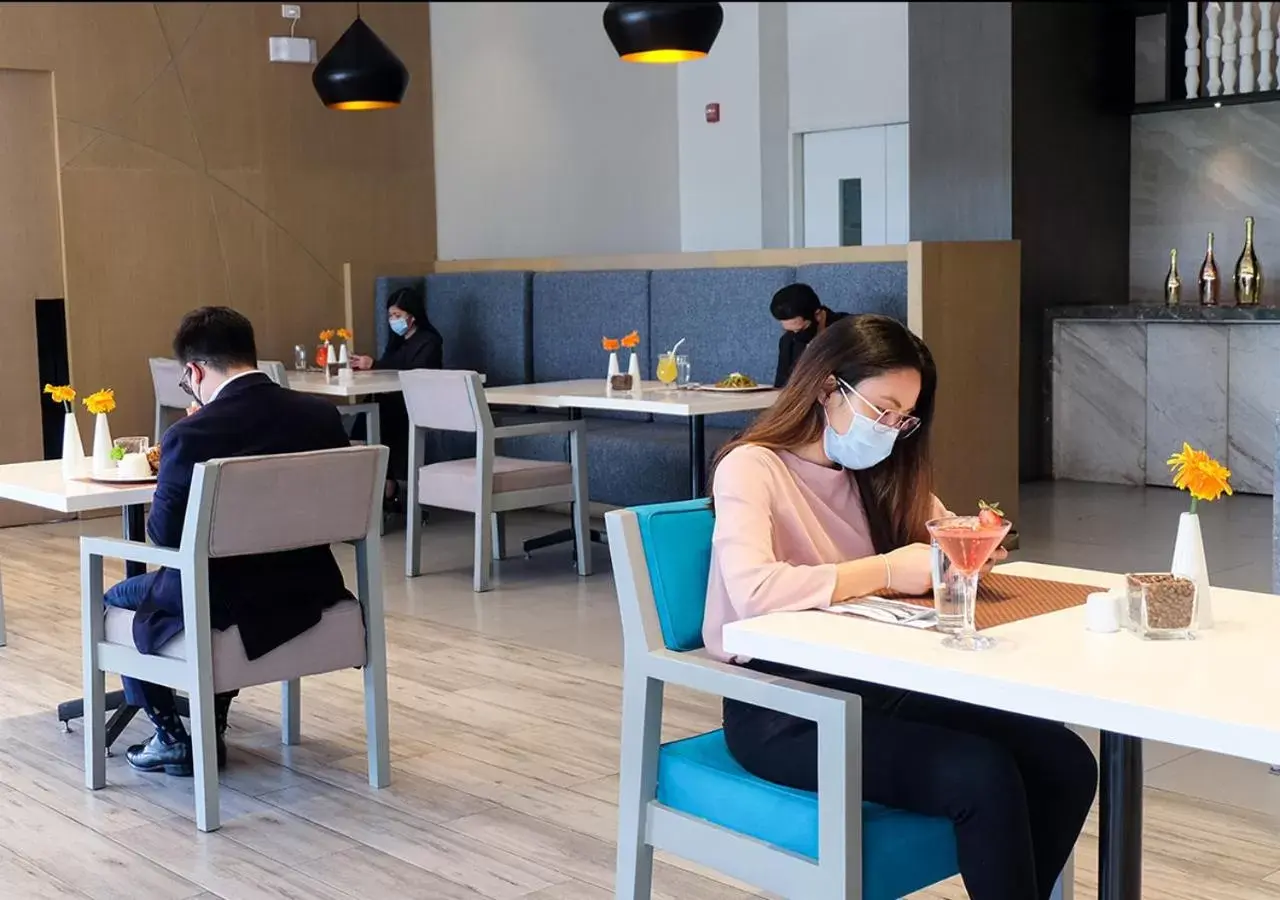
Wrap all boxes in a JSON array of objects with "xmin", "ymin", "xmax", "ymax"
[
  {"xmin": 711, "ymin": 449, "xmax": 837, "ymax": 618},
  {"xmin": 930, "ymin": 494, "xmax": 951, "ymax": 519}
]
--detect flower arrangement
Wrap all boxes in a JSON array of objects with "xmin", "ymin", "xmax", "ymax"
[
  {"xmin": 319, "ymin": 327, "xmax": 352, "ymax": 343},
  {"xmin": 1167, "ymin": 443, "xmax": 1232, "ymax": 512},
  {"xmin": 601, "ymin": 330, "xmax": 640, "ymax": 352},
  {"xmin": 43, "ymin": 383, "xmax": 76, "ymax": 412},
  {"xmin": 601, "ymin": 336, "xmax": 620, "ymax": 352},
  {"xmin": 83, "ymin": 389, "xmax": 116, "ymax": 416},
  {"xmin": 621, "ymin": 330, "xmax": 640, "ymax": 349}
]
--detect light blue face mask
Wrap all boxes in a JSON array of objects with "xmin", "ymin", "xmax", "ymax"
[
  {"xmin": 389, "ymin": 317, "xmax": 410, "ymax": 337},
  {"xmin": 822, "ymin": 383, "xmax": 899, "ymax": 471}
]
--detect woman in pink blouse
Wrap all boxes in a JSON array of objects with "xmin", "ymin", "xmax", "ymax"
[{"xmin": 705, "ymin": 315, "xmax": 1096, "ymax": 900}]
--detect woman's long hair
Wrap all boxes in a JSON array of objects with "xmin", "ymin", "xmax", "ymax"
[
  {"xmin": 711, "ymin": 314, "xmax": 938, "ymax": 553},
  {"xmin": 387, "ymin": 286, "xmax": 442, "ymax": 344}
]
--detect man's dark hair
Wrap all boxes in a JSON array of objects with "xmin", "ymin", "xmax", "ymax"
[
  {"xmin": 770, "ymin": 283, "xmax": 822, "ymax": 322},
  {"xmin": 173, "ymin": 307, "xmax": 258, "ymax": 369}
]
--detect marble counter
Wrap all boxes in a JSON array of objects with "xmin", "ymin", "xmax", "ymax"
[{"xmin": 1049, "ymin": 312, "xmax": 1280, "ymax": 495}]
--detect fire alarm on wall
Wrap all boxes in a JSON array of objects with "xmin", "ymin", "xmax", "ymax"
[{"xmin": 705, "ymin": 102, "xmax": 720, "ymax": 123}]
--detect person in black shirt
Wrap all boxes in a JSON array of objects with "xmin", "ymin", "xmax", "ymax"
[
  {"xmin": 771, "ymin": 283, "xmax": 847, "ymax": 387},
  {"xmin": 350, "ymin": 286, "xmax": 444, "ymax": 506}
]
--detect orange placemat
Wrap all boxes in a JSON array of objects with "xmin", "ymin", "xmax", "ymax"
[{"xmin": 888, "ymin": 573, "xmax": 1103, "ymax": 630}]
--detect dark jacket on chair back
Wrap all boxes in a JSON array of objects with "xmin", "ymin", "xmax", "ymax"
[{"xmin": 133, "ymin": 372, "xmax": 354, "ymax": 659}]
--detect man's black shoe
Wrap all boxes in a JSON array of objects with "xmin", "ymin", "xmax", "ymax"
[{"xmin": 125, "ymin": 730, "xmax": 194, "ymax": 777}]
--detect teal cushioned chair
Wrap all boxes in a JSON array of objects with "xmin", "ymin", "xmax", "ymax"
[{"xmin": 606, "ymin": 499, "xmax": 962, "ymax": 899}]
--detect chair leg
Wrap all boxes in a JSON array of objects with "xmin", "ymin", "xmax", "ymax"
[
  {"xmin": 491, "ymin": 512, "xmax": 506, "ymax": 561},
  {"xmin": 82, "ymin": 655, "xmax": 106, "ymax": 791},
  {"xmin": 363, "ymin": 648, "xmax": 391, "ymax": 788},
  {"xmin": 0, "ymin": 560, "xmax": 7, "ymax": 648},
  {"xmin": 569, "ymin": 431, "xmax": 592, "ymax": 577},
  {"xmin": 474, "ymin": 506, "xmax": 493, "ymax": 592},
  {"xmin": 405, "ymin": 497, "xmax": 424, "ymax": 578},
  {"xmin": 615, "ymin": 673, "xmax": 663, "ymax": 899},
  {"xmin": 1051, "ymin": 852, "xmax": 1075, "ymax": 900},
  {"xmin": 281, "ymin": 679, "xmax": 301, "ymax": 746},
  {"xmin": 188, "ymin": 687, "xmax": 221, "ymax": 832}
]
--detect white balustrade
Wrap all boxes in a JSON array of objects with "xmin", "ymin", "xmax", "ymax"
[
  {"xmin": 1208, "ymin": 1, "xmax": 1224, "ymax": 95},
  {"xmin": 1188, "ymin": 2, "xmax": 1203, "ymax": 98},
  {"xmin": 1224, "ymin": 1, "xmax": 1240, "ymax": 94},
  {"xmin": 1242, "ymin": 1, "xmax": 1258, "ymax": 91},
  {"xmin": 1265, "ymin": 1, "xmax": 1277, "ymax": 90}
]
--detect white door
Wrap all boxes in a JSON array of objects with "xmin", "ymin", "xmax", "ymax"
[{"xmin": 801, "ymin": 124, "xmax": 909, "ymax": 248}]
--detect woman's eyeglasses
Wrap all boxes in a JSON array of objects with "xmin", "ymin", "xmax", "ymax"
[{"xmin": 838, "ymin": 379, "xmax": 921, "ymax": 438}]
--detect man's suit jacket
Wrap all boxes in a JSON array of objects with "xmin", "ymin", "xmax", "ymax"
[{"xmin": 132, "ymin": 372, "xmax": 354, "ymax": 659}]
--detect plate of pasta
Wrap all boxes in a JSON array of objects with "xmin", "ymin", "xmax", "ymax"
[{"xmin": 697, "ymin": 372, "xmax": 772, "ymax": 392}]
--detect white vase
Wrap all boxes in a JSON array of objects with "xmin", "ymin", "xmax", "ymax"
[
  {"xmin": 61, "ymin": 412, "xmax": 85, "ymax": 478},
  {"xmin": 1171, "ymin": 511, "xmax": 1213, "ymax": 629},
  {"xmin": 627, "ymin": 350, "xmax": 642, "ymax": 389},
  {"xmin": 607, "ymin": 351, "xmax": 620, "ymax": 381},
  {"xmin": 92, "ymin": 413, "xmax": 114, "ymax": 474},
  {"xmin": 338, "ymin": 342, "xmax": 350, "ymax": 367}
]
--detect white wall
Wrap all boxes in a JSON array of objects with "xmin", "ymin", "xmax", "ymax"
[
  {"xmin": 788, "ymin": 2, "xmax": 909, "ymax": 132},
  {"xmin": 430, "ymin": 2, "xmax": 681, "ymax": 260}
]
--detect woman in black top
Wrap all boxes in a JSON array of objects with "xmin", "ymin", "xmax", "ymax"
[{"xmin": 350, "ymin": 286, "xmax": 444, "ymax": 506}]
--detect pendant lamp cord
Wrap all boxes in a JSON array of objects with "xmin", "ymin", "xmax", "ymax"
[{"xmin": 355, "ymin": 1, "xmax": 361, "ymax": 19}]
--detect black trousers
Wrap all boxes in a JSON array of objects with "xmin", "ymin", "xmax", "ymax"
[{"xmin": 723, "ymin": 661, "xmax": 1097, "ymax": 900}]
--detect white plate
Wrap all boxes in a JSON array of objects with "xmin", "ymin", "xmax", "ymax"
[
  {"xmin": 696, "ymin": 384, "xmax": 772, "ymax": 393},
  {"xmin": 78, "ymin": 471, "xmax": 157, "ymax": 485}
]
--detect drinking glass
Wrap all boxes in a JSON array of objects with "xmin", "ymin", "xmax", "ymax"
[
  {"xmin": 113, "ymin": 436, "xmax": 150, "ymax": 455},
  {"xmin": 675, "ymin": 354, "xmax": 691, "ymax": 387},
  {"xmin": 294, "ymin": 344, "xmax": 308, "ymax": 371},
  {"xmin": 656, "ymin": 352, "xmax": 678, "ymax": 386},
  {"xmin": 926, "ymin": 515, "xmax": 1011, "ymax": 651},
  {"xmin": 931, "ymin": 540, "xmax": 964, "ymax": 634}
]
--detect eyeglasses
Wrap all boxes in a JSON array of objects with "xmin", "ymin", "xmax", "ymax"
[
  {"xmin": 178, "ymin": 362, "xmax": 205, "ymax": 403},
  {"xmin": 838, "ymin": 379, "xmax": 921, "ymax": 438}
]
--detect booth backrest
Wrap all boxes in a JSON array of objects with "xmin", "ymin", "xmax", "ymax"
[
  {"xmin": 427, "ymin": 272, "xmax": 532, "ymax": 386},
  {"xmin": 795, "ymin": 262, "xmax": 908, "ymax": 323},
  {"xmin": 650, "ymin": 266, "xmax": 795, "ymax": 427}
]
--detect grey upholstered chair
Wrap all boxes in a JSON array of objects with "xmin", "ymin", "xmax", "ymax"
[
  {"xmin": 148, "ymin": 357, "xmax": 189, "ymax": 443},
  {"xmin": 400, "ymin": 369, "xmax": 591, "ymax": 592},
  {"xmin": 80, "ymin": 445, "xmax": 391, "ymax": 833},
  {"xmin": 257, "ymin": 360, "xmax": 289, "ymax": 387}
]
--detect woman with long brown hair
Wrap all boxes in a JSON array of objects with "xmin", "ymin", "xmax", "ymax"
[{"xmin": 704, "ymin": 315, "xmax": 1096, "ymax": 900}]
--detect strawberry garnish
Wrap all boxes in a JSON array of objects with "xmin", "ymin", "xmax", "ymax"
[{"xmin": 977, "ymin": 500, "xmax": 1005, "ymax": 528}]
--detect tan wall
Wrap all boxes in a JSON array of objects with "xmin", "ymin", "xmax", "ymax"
[{"xmin": 0, "ymin": 2, "xmax": 435, "ymax": 503}]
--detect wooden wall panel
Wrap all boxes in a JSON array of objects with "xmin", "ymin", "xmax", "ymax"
[{"xmin": 0, "ymin": 2, "xmax": 436, "ymax": 447}]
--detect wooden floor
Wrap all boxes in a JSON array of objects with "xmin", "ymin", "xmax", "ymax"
[{"xmin": 0, "ymin": 515, "xmax": 1279, "ymax": 899}]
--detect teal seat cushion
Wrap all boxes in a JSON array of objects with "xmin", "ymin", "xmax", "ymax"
[
  {"xmin": 657, "ymin": 731, "xmax": 959, "ymax": 899},
  {"xmin": 633, "ymin": 499, "xmax": 714, "ymax": 651}
]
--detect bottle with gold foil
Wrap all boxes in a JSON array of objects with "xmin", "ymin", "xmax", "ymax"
[
  {"xmin": 1199, "ymin": 232, "xmax": 1220, "ymax": 307},
  {"xmin": 1165, "ymin": 248, "xmax": 1182, "ymax": 306},
  {"xmin": 1234, "ymin": 215, "xmax": 1262, "ymax": 306}
]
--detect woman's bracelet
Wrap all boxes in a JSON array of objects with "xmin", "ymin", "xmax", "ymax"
[{"xmin": 882, "ymin": 554, "xmax": 892, "ymax": 591}]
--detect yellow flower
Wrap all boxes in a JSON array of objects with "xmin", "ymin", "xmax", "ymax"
[
  {"xmin": 82, "ymin": 388, "xmax": 116, "ymax": 416},
  {"xmin": 43, "ymin": 384, "xmax": 76, "ymax": 406},
  {"xmin": 1167, "ymin": 443, "xmax": 1232, "ymax": 508},
  {"xmin": 620, "ymin": 330, "xmax": 641, "ymax": 349},
  {"xmin": 319, "ymin": 329, "xmax": 335, "ymax": 342},
  {"xmin": 336, "ymin": 327, "xmax": 352, "ymax": 342}
]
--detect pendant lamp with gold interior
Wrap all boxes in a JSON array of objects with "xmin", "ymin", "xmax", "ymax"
[
  {"xmin": 603, "ymin": 2, "xmax": 724, "ymax": 64},
  {"xmin": 313, "ymin": 3, "xmax": 409, "ymax": 110}
]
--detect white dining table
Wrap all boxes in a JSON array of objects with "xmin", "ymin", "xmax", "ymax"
[
  {"xmin": 485, "ymin": 379, "xmax": 779, "ymax": 497},
  {"xmin": 720, "ymin": 560, "xmax": 1280, "ymax": 900}
]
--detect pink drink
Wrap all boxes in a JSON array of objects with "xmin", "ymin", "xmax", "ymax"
[{"xmin": 930, "ymin": 518, "xmax": 1010, "ymax": 575}]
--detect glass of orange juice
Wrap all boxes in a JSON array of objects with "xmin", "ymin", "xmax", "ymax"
[{"xmin": 656, "ymin": 352, "xmax": 679, "ymax": 386}]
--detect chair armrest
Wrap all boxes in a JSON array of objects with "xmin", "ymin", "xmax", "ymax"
[
  {"xmin": 80, "ymin": 536, "xmax": 181, "ymax": 569},
  {"xmin": 492, "ymin": 419, "xmax": 584, "ymax": 440},
  {"xmin": 645, "ymin": 649, "xmax": 856, "ymax": 726}
]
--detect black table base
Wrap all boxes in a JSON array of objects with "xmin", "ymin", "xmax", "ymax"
[
  {"xmin": 58, "ymin": 504, "xmax": 147, "ymax": 747},
  {"xmin": 1099, "ymin": 731, "xmax": 1143, "ymax": 900}
]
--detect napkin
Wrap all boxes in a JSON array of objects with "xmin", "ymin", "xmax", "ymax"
[{"xmin": 824, "ymin": 597, "xmax": 937, "ymax": 629}]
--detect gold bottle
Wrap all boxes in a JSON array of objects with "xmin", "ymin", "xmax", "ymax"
[
  {"xmin": 1199, "ymin": 232, "xmax": 1219, "ymax": 307},
  {"xmin": 1165, "ymin": 248, "xmax": 1181, "ymax": 306},
  {"xmin": 1234, "ymin": 215, "xmax": 1263, "ymax": 306}
]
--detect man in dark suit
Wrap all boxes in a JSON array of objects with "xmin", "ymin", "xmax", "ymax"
[
  {"xmin": 105, "ymin": 307, "xmax": 353, "ymax": 776},
  {"xmin": 771, "ymin": 283, "xmax": 848, "ymax": 387}
]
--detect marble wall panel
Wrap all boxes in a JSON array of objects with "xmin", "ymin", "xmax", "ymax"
[
  {"xmin": 1227, "ymin": 325, "xmax": 1280, "ymax": 493},
  {"xmin": 1145, "ymin": 324, "xmax": 1230, "ymax": 486}
]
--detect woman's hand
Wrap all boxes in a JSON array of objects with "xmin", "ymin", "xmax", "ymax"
[
  {"xmin": 350, "ymin": 354, "xmax": 374, "ymax": 371},
  {"xmin": 883, "ymin": 543, "xmax": 933, "ymax": 595},
  {"xmin": 981, "ymin": 547, "xmax": 1009, "ymax": 575}
]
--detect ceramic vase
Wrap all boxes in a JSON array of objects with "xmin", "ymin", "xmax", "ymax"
[
  {"xmin": 1170, "ymin": 511, "xmax": 1213, "ymax": 629},
  {"xmin": 61, "ymin": 412, "xmax": 85, "ymax": 479},
  {"xmin": 92, "ymin": 413, "xmax": 113, "ymax": 475},
  {"xmin": 337, "ymin": 342, "xmax": 353, "ymax": 383},
  {"xmin": 626, "ymin": 351, "xmax": 642, "ymax": 391},
  {"xmin": 607, "ymin": 351, "xmax": 620, "ymax": 382}
]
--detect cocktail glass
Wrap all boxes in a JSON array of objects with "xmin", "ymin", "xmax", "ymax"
[
  {"xmin": 656, "ymin": 352, "xmax": 679, "ymax": 386},
  {"xmin": 926, "ymin": 515, "xmax": 1012, "ymax": 650}
]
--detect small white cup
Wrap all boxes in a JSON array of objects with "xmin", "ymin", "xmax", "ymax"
[{"xmin": 1085, "ymin": 591, "xmax": 1121, "ymax": 633}]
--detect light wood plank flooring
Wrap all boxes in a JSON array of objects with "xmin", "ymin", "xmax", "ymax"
[{"xmin": 0, "ymin": 507, "xmax": 1277, "ymax": 899}]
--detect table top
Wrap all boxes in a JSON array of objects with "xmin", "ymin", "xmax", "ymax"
[
  {"xmin": 485, "ymin": 379, "xmax": 780, "ymax": 417},
  {"xmin": 0, "ymin": 460, "xmax": 155, "ymax": 513},
  {"xmin": 287, "ymin": 370, "xmax": 405, "ymax": 397},
  {"xmin": 721, "ymin": 561, "xmax": 1280, "ymax": 763}
]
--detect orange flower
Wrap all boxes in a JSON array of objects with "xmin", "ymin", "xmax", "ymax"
[
  {"xmin": 319, "ymin": 329, "xmax": 335, "ymax": 342},
  {"xmin": 43, "ymin": 384, "xmax": 76, "ymax": 408},
  {"xmin": 336, "ymin": 327, "xmax": 352, "ymax": 342},
  {"xmin": 1167, "ymin": 443, "xmax": 1232, "ymax": 510},
  {"xmin": 82, "ymin": 389, "xmax": 116, "ymax": 416},
  {"xmin": 602, "ymin": 337, "xmax": 621, "ymax": 352},
  {"xmin": 620, "ymin": 330, "xmax": 640, "ymax": 349}
]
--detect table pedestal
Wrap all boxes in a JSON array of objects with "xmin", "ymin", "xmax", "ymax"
[{"xmin": 1099, "ymin": 731, "xmax": 1143, "ymax": 900}]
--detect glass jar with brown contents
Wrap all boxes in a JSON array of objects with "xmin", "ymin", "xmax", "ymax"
[{"xmin": 1125, "ymin": 573, "xmax": 1198, "ymax": 640}]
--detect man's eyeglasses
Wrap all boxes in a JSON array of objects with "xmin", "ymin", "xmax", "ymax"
[{"xmin": 838, "ymin": 378, "xmax": 921, "ymax": 438}]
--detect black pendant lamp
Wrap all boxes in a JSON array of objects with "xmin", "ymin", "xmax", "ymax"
[
  {"xmin": 603, "ymin": 2, "xmax": 724, "ymax": 64},
  {"xmin": 313, "ymin": 4, "xmax": 409, "ymax": 110}
]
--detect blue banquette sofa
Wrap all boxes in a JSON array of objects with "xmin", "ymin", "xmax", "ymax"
[{"xmin": 372, "ymin": 262, "xmax": 907, "ymax": 507}]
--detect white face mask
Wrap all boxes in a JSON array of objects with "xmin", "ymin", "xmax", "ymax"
[{"xmin": 822, "ymin": 387, "xmax": 899, "ymax": 471}]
